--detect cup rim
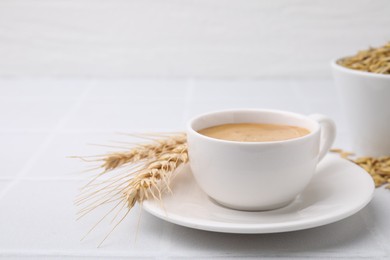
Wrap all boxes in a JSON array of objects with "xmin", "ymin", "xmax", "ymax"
[
  {"xmin": 187, "ymin": 108, "xmax": 320, "ymax": 145},
  {"xmin": 331, "ymin": 58, "xmax": 390, "ymax": 79}
]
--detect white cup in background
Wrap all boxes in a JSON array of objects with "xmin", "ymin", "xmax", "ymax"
[
  {"xmin": 187, "ymin": 109, "xmax": 336, "ymax": 211},
  {"xmin": 332, "ymin": 60, "xmax": 390, "ymax": 157}
]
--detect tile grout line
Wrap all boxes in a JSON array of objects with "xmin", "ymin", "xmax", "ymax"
[
  {"xmin": 155, "ymin": 80, "xmax": 194, "ymax": 260},
  {"xmin": 0, "ymin": 249, "xmax": 157, "ymax": 258},
  {"xmin": 0, "ymin": 85, "xmax": 94, "ymax": 200}
]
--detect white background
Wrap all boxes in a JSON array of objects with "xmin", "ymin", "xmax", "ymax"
[{"xmin": 1, "ymin": 1, "xmax": 390, "ymax": 259}]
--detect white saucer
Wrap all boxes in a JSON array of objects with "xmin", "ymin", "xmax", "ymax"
[{"xmin": 143, "ymin": 154, "xmax": 375, "ymax": 233}]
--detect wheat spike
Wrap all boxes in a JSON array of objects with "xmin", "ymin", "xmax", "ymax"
[
  {"xmin": 101, "ymin": 134, "xmax": 186, "ymax": 171},
  {"xmin": 124, "ymin": 144, "xmax": 188, "ymax": 208},
  {"xmin": 74, "ymin": 133, "xmax": 188, "ymax": 246}
]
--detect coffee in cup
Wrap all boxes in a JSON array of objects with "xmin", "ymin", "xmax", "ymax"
[{"xmin": 197, "ymin": 123, "xmax": 310, "ymax": 142}]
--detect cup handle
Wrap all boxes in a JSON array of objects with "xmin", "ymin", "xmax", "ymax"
[{"xmin": 309, "ymin": 114, "xmax": 336, "ymax": 162}]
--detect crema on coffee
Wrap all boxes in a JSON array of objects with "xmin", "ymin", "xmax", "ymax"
[{"xmin": 197, "ymin": 123, "xmax": 310, "ymax": 142}]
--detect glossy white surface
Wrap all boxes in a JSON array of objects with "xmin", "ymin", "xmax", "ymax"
[
  {"xmin": 186, "ymin": 109, "xmax": 336, "ymax": 210},
  {"xmin": 332, "ymin": 62, "xmax": 390, "ymax": 157},
  {"xmin": 1, "ymin": 79, "xmax": 390, "ymax": 259},
  {"xmin": 144, "ymin": 154, "xmax": 374, "ymax": 233}
]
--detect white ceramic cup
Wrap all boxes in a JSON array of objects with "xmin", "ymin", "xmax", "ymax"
[
  {"xmin": 332, "ymin": 60, "xmax": 390, "ymax": 157},
  {"xmin": 187, "ymin": 109, "xmax": 336, "ymax": 211}
]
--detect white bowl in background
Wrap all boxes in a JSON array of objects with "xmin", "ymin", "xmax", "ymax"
[{"xmin": 332, "ymin": 60, "xmax": 390, "ymax": 156}]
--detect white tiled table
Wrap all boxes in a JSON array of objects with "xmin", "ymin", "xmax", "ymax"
[{"xmin": 1, "ymin": 79, "xmax": 389, "ymax": 259}]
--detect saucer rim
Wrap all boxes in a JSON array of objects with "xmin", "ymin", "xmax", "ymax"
[{"xmin": 143, "ymin": 155, "xmax": 375, "ymax": 233}]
